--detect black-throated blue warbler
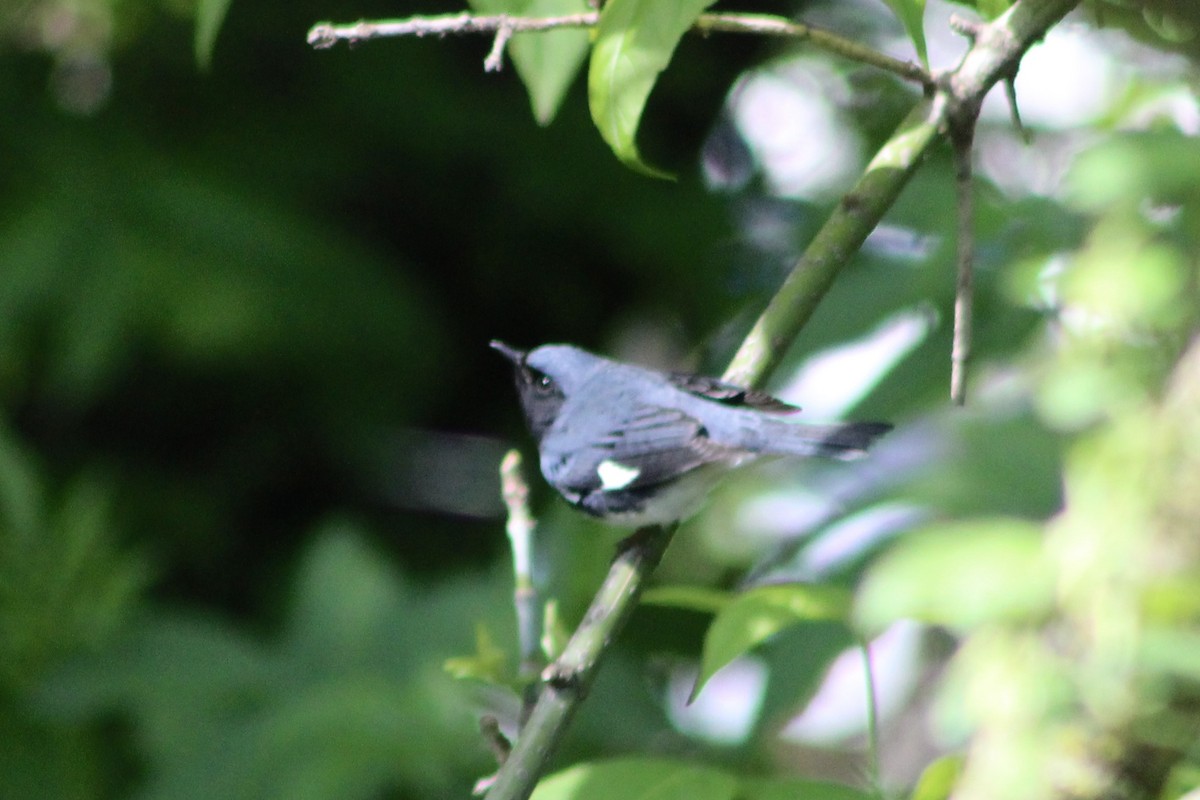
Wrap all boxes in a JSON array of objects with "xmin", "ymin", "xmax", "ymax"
[{"xmin": 492, "ymin": 341, "xmax": 891, "ymax": 527}]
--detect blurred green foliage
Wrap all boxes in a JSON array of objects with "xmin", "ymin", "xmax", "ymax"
[
  {"xmin": 0, "ymin": 430, "xmax": 146, "ymax": 687},
  {"xmin": 33, "ymin": 526, "xmax": 498, "ymax": 799},
  {"xmin": 1, "ymin": 0, "xmax": 1199, "ymax": 799},
  {"xmin": 528, "ymin": 756, "xmax": 873, "ymax": 800}
]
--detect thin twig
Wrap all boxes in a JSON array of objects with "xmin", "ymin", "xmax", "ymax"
[
  {"xmin": 500, "ymin": 451, "xmax": 544, "ymax": 723},
  {"xmin": 859, "ymin": 639, "xmax": 882, "ymax": 796},
  {"xmin": 948, "ymin": 14, "xmax": 982, "ymax": 41},
  {"xmin": 481, "ymin": 715, "xmax": 513, "ymax": 764},
  {"xmin": 694, "ymin": 12, "xmax": 929, "ymax": 86},
  {"xmin": 484, "ymin": 18, "xmax": 515, "ymax": 73},
  {"xmin": 308, "ymin": 11, "xmax": 932, "ymax": 86},
  {"xmin": 942, "ymin": 16, "xmax": 986, "ymax": 405},
  {"xmin": 473, "ymin": 716, "xmax": 514, "ymax": 795},
  {"xmin": 307, "ymin": 12, "xmax": 597, "ymax": 48},
  {"xmin": 949, "ymin": 107, "xmax": 976, "ymax": 406},
  {"xmin": 1004, "ymin": 75, "xmax": 1031, "ymax": 144}
]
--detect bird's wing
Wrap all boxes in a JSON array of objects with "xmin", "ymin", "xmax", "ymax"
[
  {"xmin": 555, "ymin": 405, "xmax": 736, "ymax": 497},
  {"xmin": 665, "ymin": 372, "xmax": 801, "ymax": 414}
]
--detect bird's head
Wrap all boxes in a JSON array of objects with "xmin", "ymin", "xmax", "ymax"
[{"xmin": 491, "ymin": 340, "xmax": 593, "ymax": 440}]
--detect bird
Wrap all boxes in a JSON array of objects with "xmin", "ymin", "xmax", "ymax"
[{"xmin": 492, "ymin": 340, "xmax": 892, "ymax": 527}]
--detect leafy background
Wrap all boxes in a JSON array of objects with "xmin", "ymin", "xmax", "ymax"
[{"xmin": 3, "ymin": 0, "xmax": 1200, "ymax": 798}]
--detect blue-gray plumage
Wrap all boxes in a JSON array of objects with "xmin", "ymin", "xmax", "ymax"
[{"xmin": 492, "ymin": 341, "xmax": 891, "ymax": 527}]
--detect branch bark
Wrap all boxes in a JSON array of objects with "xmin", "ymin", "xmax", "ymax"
[
  {"xmin": 949, "ymin": 111, "xmax": 977, "ymax": 406},
  {"xmin": 307, "ymin": 11, "xmax": 930, "ymax": 86},
  {"xmin": 726, "ymin": 0, "xmax": 1078, "ymax": 388}
]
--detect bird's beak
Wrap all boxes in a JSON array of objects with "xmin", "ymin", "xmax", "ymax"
[{"xmin": 489, "ymin": 340, "xmax": 526, "ymax": 366}]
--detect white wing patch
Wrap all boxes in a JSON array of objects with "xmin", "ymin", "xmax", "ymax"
[{"xmin": 596, "ymin": 459, "xmax": 641, "ymax": 491}]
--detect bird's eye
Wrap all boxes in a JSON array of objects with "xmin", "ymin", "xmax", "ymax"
[{"xmin": 524, "ymin": 367, "xmax": 559, "ymax": 397}]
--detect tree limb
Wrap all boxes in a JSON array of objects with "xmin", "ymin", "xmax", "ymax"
[
  {"xmin": 726, "ymin": 0, "xmax": 1078, "ymax": 388},
  {"xmin": 483, "ymin": 526, "xmax": 676, "ymax": 799}
]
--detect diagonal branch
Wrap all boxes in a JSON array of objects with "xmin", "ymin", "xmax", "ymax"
[
  {"xmin": 479, "ymin": 2, "xmax": 1078, "ymax": 798},
  {"xmin": 482, "ymin": 526, "xmax": 675, "ymax": 799},
  {"xmin": 726, "ymin": 0, "xmax": 1078, "ymax": 388}
]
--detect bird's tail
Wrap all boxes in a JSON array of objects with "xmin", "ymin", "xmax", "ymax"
[{"xmin": 764, "ymin": 421, "xmax": 893, "ymax": 461}]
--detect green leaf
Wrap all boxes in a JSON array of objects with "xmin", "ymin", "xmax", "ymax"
[
  {"xmin": 283, "ymin": 523, "xmax": 414, "ymax": 669},
  {"xmin": 911, "ymin": 754, "xmax": 964, "ymax": 800},
  {"xmin": 37, "ymin": 526, "xmax": 488, "ymax": 798},
  {"xmin": 855, "ymin": 519, "xmax": 1053, "ymax": 633},
  {"xmin": 1068, "ymin": 131, "xmax": 1200, "ymax": 212},
  {"xmin": 739, "ymin": 776, "xmax": 873, "ymax": 800},
  {"xmin": 35, "ymin": 613, "xmax": 275, "ymax": 753},
  {"xmin": 694, "ymin": 584, "xmax": 851, "ymax": 700},
  {"xmin": 195, "ymin": 0, "xmax": 234, "ymax": 70},
  {"xmin": 0, "ymin": 429, "xmax": 146, "ymax": 685},
  {"xmin": 443, "ymin": 623, "xmax": 509, "ymax": 683},
  {"xmin": 0, "ymin": 140, "xmax": 446, "ymax": 420},
  {"xmin": 530, "ymin": 760, "xmax": 871, "ymax": 800},
  {"xmin": 1161, "ymin": 760, "xmax": 1200, "ymax": 800},
  {"xmin": 1139, "ymin": 629, "xmax": 1200, "ymax": 683},
  {"xmin": 974, "ymin": 0, "xmax": 1014, "ymax": 20},
  {"xmin": 587, "ymin": 0, "xmax": 716, "ymax": 177},
  {"xmin": 0, "ymin": 709, "xmax": 101, "ymax": 800},
  {"xmin": 1142, "ymin": 6, "xmax": 1199, "ymax": 43},
  {"xmin": 531, "ymin": 757, "xmax": 738, "ymax": 800},
  {"xmin": 512, "ymin": 19, "xmax": 591, "ymax": 125},
  {"xmin": 469, "ymin": 0, "xmax": 592, "ymax": 124},
  {"xmin": 641, "ymin": 585, "xmax": 731, "ymax": 614},
  {"xmin": 0, "ymin": 426, "xmax": 42, "ymax": 540},
  {"xmin": 541, "ymin": 599, "xmax": 570, "ymax": 662},
  {"xmin": 880, "ymin": 0, "xmax": 927, "ymax": 67}
]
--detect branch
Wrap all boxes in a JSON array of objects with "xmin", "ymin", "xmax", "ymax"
[
  {"xmin": 307, "ymin": 11, "xmax": 931, "ymax": 86},
  {"xmin": 723, "ymin": 99, "xmax": 941, "ymax": 388},
  {"xmin": 726, "ymin": 0, "xmax": 1079, "ymax": 388},
  {"xmin": 483, "ymin": 526, "xmax": 676, "ymax": 800},
  {"xmin": 945, "ymin": 15, "xmax": 980, "ymax": 405},
  {"xmin": 499, "ymin": 451, "xmax": 544, "ymax": 718},
  {"xmin": 307, "ymin": 12, "xmax": 596, "ymax": 48},
  {"xmin": 479, "ymin": 2, "xmax": 1079, "ymax": 798},
  {"xmin": 948, "ymin": 102, "xmax": 977, "ymax": 406},
  {"xmin": 484, "ymin": 20, "xmax": 515, "ymax": 73},
  {"xmin": 693, "ymin": 13, "xmax": 929, "ymax": 86}
]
